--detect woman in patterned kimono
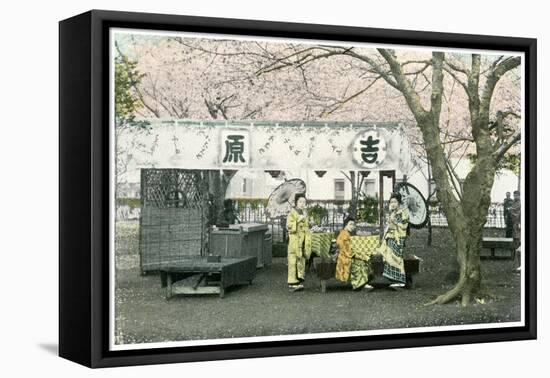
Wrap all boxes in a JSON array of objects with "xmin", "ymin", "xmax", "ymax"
[
  {"xmin": 335, "ymin": 217, "xmax": 373, "ymax": 290},
  {"xmin": 286, "ymin": 194, "xmax": 312, "ymax": 291},
  {"xmin": 378, "ymin": 193, "xmax": 409, "ymax": 286}
]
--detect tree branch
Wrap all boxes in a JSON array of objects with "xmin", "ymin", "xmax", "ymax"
[
  {"xmin": 493, "ymin": 133, "xmax": 521, "ymax": 161},
  {"xmin": 134, "ymin": 84, "xmax": 161, "ymax": 118},
  {"xmin": 340, "ymin": 49, "xmax": 401, "ymax": 90},
  {"xmin": 377, "ymin": 49, "xmax": 429, "ymax": 122},
  {"xmin": 445, "ymin": 158, "xmax": 463, "ymax": 201},
  {"xmin": 340, "ymin": 171, "xmax": 351, "ymax": 182},
  {"xmin": 441, "ymin": 137, "xmax": 474, "ymax": 145},
  {"xmin": 320, "ymin": 76, "xmax": 382, "ymax": 116},
  {"xmin": 254, "ymin": 46, "xmax": 338, "ymax": 76},
  {"xmin": 467, "ymin": 54, "xmax": 481, "ymax": 133},
  {"xmin": 442, "ymin": 65, "xmax": 470, "ymax": 95},
  {"xmin": 479, "ymin": 56, "xmax": 522, "ymax": 128},
  {"xmin": 430, "ymin": 52, "xmax": 444, "ymax": 123},
  {"xmin": 445, "ymin": 59, "xmax": 469, "ymax": 74}
]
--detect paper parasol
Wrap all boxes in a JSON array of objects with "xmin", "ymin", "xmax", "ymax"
[
  {"xmin": 394, "ymin": 182, "xmax": 428, "ymax": 228},
  {"xmin": 265, "ymin": 179, "xmax": 306, "ymax": 218}
]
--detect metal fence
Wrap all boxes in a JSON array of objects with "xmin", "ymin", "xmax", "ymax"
[
  {"xmin": 116, "ymin": 198, "xmax": 509, "ymax": 243},
  {"xmin": 234, "ymin": 199, "xmax": 508, "ymax": 243},
  {"xmin": 235, "ymin": 200, "xmax": 353, "ymax": 243},
  {"xmin": 428, "ymin": 202, "xmax": 507, "ymax": 228}
]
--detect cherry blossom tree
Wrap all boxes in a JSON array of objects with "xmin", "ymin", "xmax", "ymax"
[{"xmin": 249, "ymin": 45, "xmax": 520, "ymax": 306}]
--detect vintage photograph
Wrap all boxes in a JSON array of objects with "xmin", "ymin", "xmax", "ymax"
[{"xmin": 110, "ymin": 28, "xmax": 524, "ymax": 350}]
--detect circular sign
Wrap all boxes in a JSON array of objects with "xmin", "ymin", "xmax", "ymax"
[
  {"xmin": 394, "ymin": 182, "xmax": 428, "ymax": 228},
  {"xmin": 352, "ymin": 130, "xmax": 386, "ymax": 169}
]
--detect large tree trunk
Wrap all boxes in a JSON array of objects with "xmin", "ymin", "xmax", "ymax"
[
  {"xmin": 429, "ymin": 156, "xmax": 496, "ymax": 306},
  {"xmin": 430, "ymin": 224, "xmax": 482, "ymax": 306},
  {"xmin": 207, "ymin": 170, "xmax": 225, "ymax": 226},
  {"xmin": 369, "ymin": 50, "xmax": 519, "ymax": 306}
]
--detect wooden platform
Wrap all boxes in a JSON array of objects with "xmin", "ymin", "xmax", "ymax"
[
  {"xmin": 159, "ymin": 256, "xmax": 257, "ymax": 299},
  {"xmin": 481, "ymin": 237, "xmax": 516, "ymax": 260}
]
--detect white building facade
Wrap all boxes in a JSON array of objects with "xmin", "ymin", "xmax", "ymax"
[{"xmin": 117, "ymin": 119, "xmax": 518, "ymax": 204}]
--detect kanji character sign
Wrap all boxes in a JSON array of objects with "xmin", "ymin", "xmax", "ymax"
[
  {"xmin": 221, "ymin": 130, "xmax": 249, "ymax": 166},
  {"xmin": 352, "ymin": 129, "xmax": 387, "ymax": 168}
]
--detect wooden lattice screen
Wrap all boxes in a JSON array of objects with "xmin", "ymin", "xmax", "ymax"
[{"xmin": 139, "ymin": 169, "xmax": 209, "ymax": 273}]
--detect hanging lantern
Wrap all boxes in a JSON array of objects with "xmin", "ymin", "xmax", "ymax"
[
  {"xmin": 314, "ymin": 170, "xmax": 327, "ymax": 178},
  {"xmin": 265, "ymin": 170, "xmax": 281, "ymax": 178}
]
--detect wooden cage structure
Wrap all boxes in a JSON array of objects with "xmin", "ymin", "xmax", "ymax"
[{"xmin": 139, "ymin": 169, "xmax": 209, "ymax": 273}]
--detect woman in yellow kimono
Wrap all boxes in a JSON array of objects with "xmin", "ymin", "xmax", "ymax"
[
  {"xmin": 378, "ymin": 193, "xmax": 409, "ymax": 285},
  {"xmin": 286, "ymin": 194, "xmax": 312, "ymax": 291},
  {"xmin": 335, "ymin": 217, "xmax": 372, "ymax": 290}
]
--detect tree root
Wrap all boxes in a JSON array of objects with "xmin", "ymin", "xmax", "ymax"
[
  {"xmin": 425, "ymin": 284, "xmax": 463, "ymax": 306},
  {"xmin": 425, "ymin": 280, "xmax": 475, "ymax": 307},
  {"xmin": 425, "ymin": 285, "xmax": 487, "ymax": 307}
]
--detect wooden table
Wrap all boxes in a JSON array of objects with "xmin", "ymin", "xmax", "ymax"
[
  {"xmin": 481, "ymin": 237, "xmax": 516, "ymax": 260},
  {"xmin": 159, "ymin": 256, "xmax": 257, "ymax": 299}
]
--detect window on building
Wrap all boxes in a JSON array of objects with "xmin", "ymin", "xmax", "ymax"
[
  {"xmin": 334, "ymin": 179, "xmax": 345, "ymax": 200},
  {"xmin": 242, "ymin": 178, "xmax": 248, "ymax": 195},
  {"xmin": 363, "ymin": 179, "xmax": 376, "ymax": 196}
]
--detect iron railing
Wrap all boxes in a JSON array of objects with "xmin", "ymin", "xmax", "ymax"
[
  {"xmin": 234, "ymin": 200, "xmax": 509, "ymax": 243},
  {"xmin": 116, "ymin": 198, "xmax": 510, "ymax": 243}
]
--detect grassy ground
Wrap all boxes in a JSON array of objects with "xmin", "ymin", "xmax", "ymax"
[{"xmin": 114, "ymin": 221, "xmax": 521, "ymax": 345}]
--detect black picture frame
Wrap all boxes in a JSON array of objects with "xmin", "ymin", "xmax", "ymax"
[{"xmin": 59, "ymin": 9, "xmax": 537, "ymax": 368}]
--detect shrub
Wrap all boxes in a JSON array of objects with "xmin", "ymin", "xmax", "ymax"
[
  {"xmin": 117, "ymin": 197, "xmax": 141, "ymax": 210},
  {"xmin": 356, "ymin": 195, "xmax": 378, "ymax": 224},
  {"xmin": 309, "ymin": 204, "xmax": 328, "ymax": 226}
]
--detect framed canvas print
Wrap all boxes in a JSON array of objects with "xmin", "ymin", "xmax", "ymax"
[{"xmin": 59, "ymin": 10, "xmax": 537, "ymax": 368}]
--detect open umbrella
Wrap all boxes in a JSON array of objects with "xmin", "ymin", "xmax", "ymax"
[
  {"xmin": 394, "ymin": 182, "xmax": 428, "ymax": 228},
  {"xmin": 265, "ymin": 179, "xmax": 306, "ymax": 218}
]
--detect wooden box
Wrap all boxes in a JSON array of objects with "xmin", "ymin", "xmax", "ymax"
[{"xmin": 210, "ymin": 223, "xmax": 268, "ymax": 268}]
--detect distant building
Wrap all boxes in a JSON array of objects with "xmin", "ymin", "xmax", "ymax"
[{"xmin": 225, "ymin": 162, "xmax": 519, "ymax": 203}]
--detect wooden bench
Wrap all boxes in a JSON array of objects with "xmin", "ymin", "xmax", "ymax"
[
  {"xmin": 313, "ymin": 255, "xmax": 420, "ymax": 292},
  {"xmin": 481, "ymin": 237, "xmax": 516, "ymax": 260},
  {"xmin": 159, "ymin": 256, "xmax": 257, "ymax": 299}
]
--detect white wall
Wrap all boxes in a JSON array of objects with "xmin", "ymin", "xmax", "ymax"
[
  {"xmin": 226, "ymin": 170, "xmax": 282, "ymax": 198},
  {"xmin": 226, "ymin": 169, "xmax": 398, "ymax": 201},
  {"xmin": 3, "ymin": 1, "xmax": 545, "ymax": 377}
]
